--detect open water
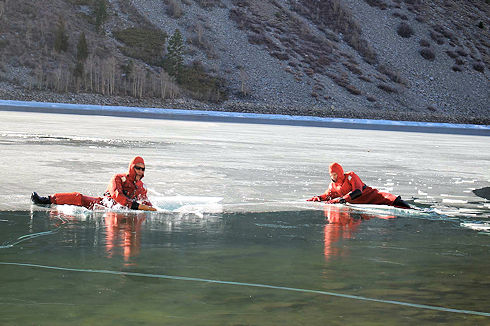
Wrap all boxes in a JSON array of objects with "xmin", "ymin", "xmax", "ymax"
[{"xmin": 0, "ymin": 110, "xmax": 489, "ymax": 325}]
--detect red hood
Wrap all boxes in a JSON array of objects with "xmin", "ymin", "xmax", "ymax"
[
  {"xmin": 329, "ymin": 162, "xmax": 345, "ymax": 183},
  {"xmin": 128, "ymin": 156, "xmax": 145, "ymax": 181}
]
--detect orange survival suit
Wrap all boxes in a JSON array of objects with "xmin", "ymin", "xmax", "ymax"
[
  {"xmin": 310, "ymin": 162, "xmax": 402, "ymax": 206},
  {"xmin": 50, "ymin": 156, "xmax": 152, "ymax": 210}
]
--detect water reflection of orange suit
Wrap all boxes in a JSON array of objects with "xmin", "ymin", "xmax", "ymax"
[
  {"xmin": 323, "ymin": 206, "xmax": 395, "ymax": 261},
  {"xmin": 104, "ymin": 212, "xmax": 146, "ymax": 263}
]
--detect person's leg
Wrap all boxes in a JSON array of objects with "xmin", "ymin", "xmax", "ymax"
[
  {"xmin": 350, "ymin": 187, "xmax": 397, "ymax": 205},
  {"xmin": 51, "ymin": 192, "xmax": 102, "ymax": 209}
]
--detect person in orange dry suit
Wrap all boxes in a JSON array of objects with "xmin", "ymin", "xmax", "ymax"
[
  {"xmin": 31, "ymin": 156, "xmax": 157, "ymax": 211},
  {"xmin": 307, "ymin": 162, "xmax": 411, "ymax": 208}
]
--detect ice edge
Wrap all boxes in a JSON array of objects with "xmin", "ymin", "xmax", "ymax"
[{"xmin": 1, "ymin": 99, "xmax": 489, "ymax": 130}]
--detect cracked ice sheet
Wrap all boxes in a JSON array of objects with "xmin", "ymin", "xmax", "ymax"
[{"xmin": 0, "ymin": 111, "xmax": 489, "ymax": 219}]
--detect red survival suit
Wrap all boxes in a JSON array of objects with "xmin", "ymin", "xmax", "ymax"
[
  {"xmin": 315, "ymin": 162, "xmax": 399, "ymax": 206},
  {"xmin": 50, "ymin": 156, "xmax": 152, "ymax": 210}
]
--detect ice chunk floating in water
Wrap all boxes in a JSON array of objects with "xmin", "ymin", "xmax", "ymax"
[
  {"xmin": 152, "ymin": 196, "xmax": 223, "ymax": 215},
  {"xmin": 54, "ymin": 196, "xmax": 223, "ymax": 216}
]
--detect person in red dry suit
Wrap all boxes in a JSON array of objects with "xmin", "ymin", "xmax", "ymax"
[
  {"xmin": 307, "ymin": 162, "xmax": 411, "ymax": 208},
  {"xmin": 31, "ymin": 156, "xmax": 157, "ymax": 211}
]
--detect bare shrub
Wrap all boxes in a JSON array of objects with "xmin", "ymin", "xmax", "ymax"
[
  {"xmin": 452, "ymin": 65, "xmax": 462, "ymax": 72},
  {"xmin": 455, "ymin": 58, "xmax": 465, "ymax": 65},
  {"xmin": 343, "ymin": 62, "xmax": 362, "ymax": 75},
  {"xmin": 194, "ymin": 22, "xmax": 204, "ymax": 45},
  {"xmin": 328, "ymin": 71, "xmax": 349, "ymax": 88},
  {"xmin": 433, "ymin": 24, "xmax": 455, "ymax": 41},
  {"xmin": 239, "ymin": 67, "xmax": 249, "ymax": 96},
  {"xmin": 248, "ymin": 33, "xmax": 281, "ymax": 52},
  {"xmin": 446, "ymin": 50, "xmax": 458, "ymax": 58},
  {"xmin": 456, "ymin": 48, "xmax": 468, "ymax": 57},
  {"xmin": 359, "ymin": 75, "xmax": 372, "ymax": 82},
  {"xmin": 271, "ymin": 51, "xmax": 289, "ymax": 61},
  {"xmin": 316, "ymin": 55, "xmax": 331, "ymax": 67},
  {"xmin": 392, "ymin": 12, "xmax": 408, "ymax": 20},
  {"xmin": 345, "ymin": 84, "xmax": 362, "ymax": 95},
  {"xmin": 156, "ymin": 69, "xmax": 179, "ymax": 99},
  {"xmin": 195, "ymin": 0, "xmax": 222, "ymax": 8},
  {"xmin": 247, "ymin": 33, "xmax": 264, "ymax": 45},
  {"xmin": 472, "ymin": 63, "xmax": 484, "ymax": 73},
  {"xmin": 378, "ymin": 83, "xmax": 398, "ymax": 93},
  {"xmin": 313, "ymin": 83, "xmax": 324, "ymax": 91},
  {"xmin": 429, "ymin": 31, "xmax": 444, "ymax": 45},
  {"xmin": 419, "ymin": 48, "xmax": 435, "ymax": 61},
  {"xmin": 365, "ymin": 0, "xmax": 388, "ymax": 10},
  {"xmin": 405, "ymin": 0, "xmax": 424, "ymax": 12},
  {"xmin": 304, "ymin": 68, "xmax": 314, "ymax": 76},
  {"xmin": 377, "ymin": 64, "xmax": 406, "ymax": 85},
  {"xmin": 290, "ymin": 0, "xmax": 378, "ymax": 64},
  {"xmin": 419, "ymin": 39, "xmax": 430, "ymax": 47},
  {"xmin": 397, "ymin": 22, "xmax": 414, "ymax": 38},
  {"xmin": 166, "ymin": 0, "xmax": 183, "ymax": 18}
]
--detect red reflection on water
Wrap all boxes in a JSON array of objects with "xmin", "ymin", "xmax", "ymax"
[
  {"xmin": 104, "ymin": 212, "xmax": 146, "ymax": 265},
  {"xmin": 323, "ymin": 206, "xmax": 395, "ymax": 261}
]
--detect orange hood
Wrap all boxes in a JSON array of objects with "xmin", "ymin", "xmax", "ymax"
[
  {"xmin": 128, "ymin": 156, "xmax": 145, "ymax": 181},
  {"xmin": 329, "ymin": 162, "xmax": 345, "ymax": 183}
]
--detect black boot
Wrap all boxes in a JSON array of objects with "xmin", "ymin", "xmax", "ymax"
[
  {"xmin": 394, "ymin": 196, "xmax": 411, "ymax": 209},
  {"xmin": 31, "ymin": 192, "xmax": 51, "ymax": 206}
]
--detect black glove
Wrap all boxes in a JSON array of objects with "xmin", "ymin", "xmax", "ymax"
[{"xmin": 131, "ymin": 201, "xmax": 139, "ymax": 210}]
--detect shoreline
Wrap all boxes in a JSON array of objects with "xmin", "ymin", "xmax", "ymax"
[
  {"xmin": 1, "ymin": 84, "xmax": 490, "ymax": 126},
  {"xmin": 1, "ymin": 99, "xmax": 489, "ymax": 136}
]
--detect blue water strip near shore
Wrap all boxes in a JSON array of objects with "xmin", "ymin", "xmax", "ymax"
[
  {"xmin": 1, "ymin": 99, "xmax": 489, "ymax": 133},
  {"xmin": 0, "ymin": 262, "xmax": 489, "ymax": 317}
]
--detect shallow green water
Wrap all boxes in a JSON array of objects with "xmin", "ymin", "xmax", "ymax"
[{"xmin": 1, "ymin": 208, "xmax": 489, "ymax": 325}]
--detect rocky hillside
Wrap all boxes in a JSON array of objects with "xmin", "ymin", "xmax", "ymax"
[{"xmin": 0, "ymin": 0, "xmax": 488, "ymax": 123}]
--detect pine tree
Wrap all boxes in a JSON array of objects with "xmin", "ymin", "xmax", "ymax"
[
  {"xmin": 166, "ymin": 29, "xmax": 184, "ymax": 77},
  {"xmin": 76, "ymin": 32, "xmax": 88, "ymax": 62},
  {"xmin": 54, "ymin": 19, "xmax": 69, "ymax": 52},
  {"xmin": 94, "ymin": 0, "xmax": 108, "ymax": 32}
]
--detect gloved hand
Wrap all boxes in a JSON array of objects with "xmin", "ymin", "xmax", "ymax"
[
  {"xmin": 138, "ymin": 204, "xmax": 157, "ymax": 211},
  {"xmin": 131, "ymin": 201, "xmax": 157, "ymax": 211},
  {"xmin": 307, "ymin": 196, "xmax": 321, "ymax": 202},
  {"xmin": 326, "ymin": 197, "xmax": 346, "ymax": 204}
]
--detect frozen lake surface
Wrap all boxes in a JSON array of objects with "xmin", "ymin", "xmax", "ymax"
[
  {"xmin": 1, "ymin": 110, "xmax": 489, "ymax": 223},
  {"xmin": 0, "ymin": 109, "xmax": 489, "ymax": 324}
]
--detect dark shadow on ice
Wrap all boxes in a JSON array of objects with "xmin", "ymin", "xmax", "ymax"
[{"xmin": 472, "ymin": 187, "xmax": 490, "ymax": 200}]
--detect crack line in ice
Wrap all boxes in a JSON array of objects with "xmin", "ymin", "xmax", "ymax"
[
  {"xmin": 0, "ymin": 213, "xmax": 67, "ymax": 249},
  {"xmin": 0, "ymin": 262, "xmax": 489, "ymax": 317}
]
